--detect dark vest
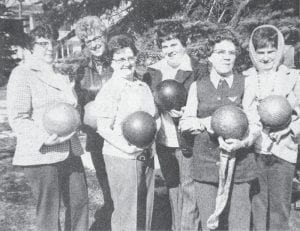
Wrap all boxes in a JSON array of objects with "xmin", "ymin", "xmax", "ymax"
[{"xmin": 191, "ymin": 72, "xmax": 257, "ymax": 183}]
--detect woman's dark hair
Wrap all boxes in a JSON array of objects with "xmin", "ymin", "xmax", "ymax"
[
  {"xmin": 252, "ymin": 27, "xmax": 278, "ymax": 50},
  {"xmin": 206, "ymin": 28, "xmax": 240, "ymax": 57},
  {"xmin": 107, "ymin": 34, "xmax": 138, "ymax": 63},
  {"xmin": 27, "ymin": 24, "xmax": 58, "ymax": 50},
  {"xmin": 156, "ymin": 22, "xmax": 187, "ymax": 49}
]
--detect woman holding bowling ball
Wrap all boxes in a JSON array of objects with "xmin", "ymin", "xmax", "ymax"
[
  {"xmin": 143, "ymin": 21, "xmax": 203, "ymax": 231},
  {"xmin": 94, "ymin": 34, "xmax": 158, "ymax": 231},
  {"xmin": 6, "ymin": 25, "xmax": 88, "ymax": 231},
  {"xmin": 180, "ymin": 28, "xmax": 260, "ymax": 231},
  {"xmin": 243, "ymin": 24, "xmax": 300, "ymax": 231}
]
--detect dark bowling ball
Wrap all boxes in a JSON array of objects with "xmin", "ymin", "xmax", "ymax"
[
  {"xmin": 258, "ymin": 95, "xmax": 292, "ymax": 130},
  {"xmin": 83, "ymin": 101, "xmax": 98, "ymax": 130},
  {"xmin": 43, "ymin": 102, "xmax": 81, "ymax": 136},
  {"xmin": 211, "ymin": 105, "xmax": 249, "ymax": 139},
  {"xmin": 154, "ymin": 79, "xmax": 187, "ymax": 111},
  {"xmin": 122, "ymin": 111, "xmax": 157, "ymax": 148}
]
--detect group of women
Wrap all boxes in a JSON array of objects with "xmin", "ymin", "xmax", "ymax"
[{"xmin": 6, "ymin": 15, "xmax": 300, "ymax": 231}]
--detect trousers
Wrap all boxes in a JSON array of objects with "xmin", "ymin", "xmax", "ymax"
[
  {"xmin": 103, "ymin": 154, "xmax": 154, "ymax": 230},
  {"xmin": 156, "ymin": 143, "xmax": 194, "ymax": 231},
  {"xmin": 181, "ymin": 180, "xmax": 252, "ymax": 231},
  {"xmin": 23, "ymin": 154, "xmax": 89, "ymax": 231},
  {"xmin": 252, "ymin": 154, "xmax": 295, "ymax": 231}
]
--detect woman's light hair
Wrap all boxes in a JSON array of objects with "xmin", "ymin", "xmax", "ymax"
[{"xmin": 75, "ymin": 16, "xmax": 107, "ymax": 42}]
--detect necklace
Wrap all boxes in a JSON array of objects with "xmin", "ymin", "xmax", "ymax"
[{"xmin": 256, "ymin": 72, "xmax": 276, "ymax": 102}]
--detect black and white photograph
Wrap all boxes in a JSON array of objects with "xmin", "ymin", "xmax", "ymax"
[{"xmin": 0, "ymin": 0, "xmax": 300, "ymax": 230}]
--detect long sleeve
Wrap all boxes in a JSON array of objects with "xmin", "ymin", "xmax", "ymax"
[
  {"xmin": 289, "ymin": 70, "xmax": 300, "ymax": 141},
  {"xmin": 95, "ymin": 79, "xmax": 142, "ymax": 155},
  {"xmin": 181, "ymin": 82, "xmax": 212, "ymax": 131},
  {"xmin": 242, "ymin": 75, "xmax": 262, "ymax": 146},
  {"xmin": 7, "ymin": 67, "xmax": 49, "ymax": 152}
]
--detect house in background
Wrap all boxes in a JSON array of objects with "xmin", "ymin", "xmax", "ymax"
[
  {"xmin": 1, "ymin": 0, "xmax": 132, "ymax": 63},
  {"xmin": 1, "ymin": 0, "xmax": 82, "ymax": 62},
  {"xmin": 56, "ymin": 29, "xmax": 82, "ymax": 60}
]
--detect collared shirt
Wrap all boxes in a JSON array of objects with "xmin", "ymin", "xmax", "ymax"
[
  {"xmin": 94, "ymin": 75, "xmax": 156, "ymax": 159},
  {"xmin": 210, "ymin": 68, "xmax": 234, "ymax": 89},
  {"xmin": 182, "ymin": 70, "xmax": 261, "ymax": 145},
  {"xmin": 182, "ymin": 68, "xmax": 234, "ymax": 131}
]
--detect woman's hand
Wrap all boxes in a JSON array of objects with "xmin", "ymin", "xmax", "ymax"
[
  {"xmin": 44, "ymin": 132, "xmax": 76, "ymax": 146},
  {"xmin": 123, "ymin": 143, "xmax": 144, "ymax": 154},
  {"xmin": 218, "ymin": 136, "xmax": 246, "ymax": 153},
  {"xmin": 179, "ymin": 118, "xmax": 205, "ymax": 135},
  {"xmin": 168, "ymin": 106, "xmax": 185, "ymax": 118},
  {"xmin": 269, "ymin": 126, "xmax": 291, "ymax": 144}
]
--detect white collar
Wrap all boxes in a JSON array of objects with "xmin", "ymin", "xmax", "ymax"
[
  {"xmin": 110, "ymin": 73, "xmax": 145, "ymax": 87},
  {"xmin": 210, "ymin": 68, "xmax": 234, "ymax": 89}
]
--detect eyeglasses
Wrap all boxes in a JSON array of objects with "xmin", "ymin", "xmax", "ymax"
[
  {"xmin": 86, "ymin": 36, "xmax": 104, "ymax": 46},
  {"xmin": 113, "ymin": 57, "xmax": 136, "ymax": 64},
  {"xmin": 213, "ymin": 50, "xmax": 237, "ymax": 57},
  {"xmin": 35, "ymin": 41, "xmax": 57, "ymax": 48},
  {"xmin": 35, "ymin": 41, "xmax": 51, "ymax": 47}
]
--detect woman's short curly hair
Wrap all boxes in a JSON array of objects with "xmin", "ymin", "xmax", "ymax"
[
  {"xmin": 156, "ymin": 22, "xmax": 187, "ymax": 49},
  {"xmin": 75, "ymin": 16, "xmax": 107, "ymax": 43},
  {"xmin": 27, "ymin": 24, "xmax": 58, "ymax": 50},
  {"xmin": 107, "ymin": 34, "xmax": 138, "ymax": 63},
  {"xmin": 206, "ymin": 28, "xmax": 240, "ymax": 57}
]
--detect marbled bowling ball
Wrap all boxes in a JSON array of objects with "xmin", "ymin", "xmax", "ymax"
[
  {"xmin": 258, "ymin": 95, "xmax": 292, "ymax": 130},
  {"xmin": 154, "ymin": 79, "xmax": 187, "ymax": 111},
  {"xmin": 122, "ymin": 111, "xmax": 157, "ymax": 148},
  {"xmin": 211, "ymin": 105, "xmax": 249, "ymax": 139},
  {"xmin": 43, "ymin": 102, "xmax": 81, "ymax": 136}
]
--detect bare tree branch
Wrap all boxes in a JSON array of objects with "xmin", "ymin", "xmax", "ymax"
[
  {"xmin": 229, "ymin": 0, "xmax": 253, "ymax": 28},
  {"xmin": 206, "ymin": 0, "xmax": 217, "ymax": 21},
  {"xmin": 187, "ymin": 0, "xmax": 199, "ymax": 15},
  {"xmin": 218, "ymin": 8, "xmax": 226, "ymax": 23}
]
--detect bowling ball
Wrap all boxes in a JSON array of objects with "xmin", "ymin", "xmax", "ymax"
[
  {"xmin": 43, "ymin": 102, "xmax": 81, "ymax": 136},
  {"xmin": 122, "ymin": 111, "xmax": 157, "ymax": 148},
  {"xmin": 211, "ymin": 105, "xmax": 249, "ymax": 139},
  {"xmin": 154, "ymin": 79, "xmax": 187, "ymax": 111},
  {"xmin": 258, "ymin": 95, "xmax": 292, "ymax": 130},
  {"xmin": 83, "ymin": 101, "xmax": 98, "ymax": 130}
]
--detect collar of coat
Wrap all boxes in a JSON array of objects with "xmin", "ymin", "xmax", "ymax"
[{"xmin": 25, "ymin": 60, "xmax": 71, "ymax": 91}]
